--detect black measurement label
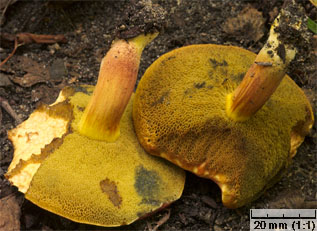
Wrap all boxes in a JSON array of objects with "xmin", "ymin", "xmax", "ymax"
[{"xmin": 250, "ymin": 209, "xmax": 316, "ymax": 231}]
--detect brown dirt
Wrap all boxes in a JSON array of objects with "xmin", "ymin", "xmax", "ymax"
[{"xmin": 0, "ymin": 0, "xmax": 316, "ymax": 230}]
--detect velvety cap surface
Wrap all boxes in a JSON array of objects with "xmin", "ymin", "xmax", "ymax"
[{"xmin": 133, "ymin": 44, "xmax": 313, "ymax": 208}]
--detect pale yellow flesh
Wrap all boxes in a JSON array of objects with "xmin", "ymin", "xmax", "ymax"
[{"xmin": 6, "ymin": 88, "xmax": 73, "ymax": 193}]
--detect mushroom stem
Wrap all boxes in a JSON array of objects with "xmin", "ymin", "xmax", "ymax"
[
  {"xmin": 226, "ymin": 1, "xmax": 306, "ymax": 122},
  {"xmin": 78, "ymin": 32, "xmax": 158, "ymax": 141}
]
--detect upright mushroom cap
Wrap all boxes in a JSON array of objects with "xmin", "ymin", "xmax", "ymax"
[
  {"xmin": 6, "ymin": 86, "xmax": 185, "ymax": 226},
  {"xmin": 133, "ymin": 44, "xmax": 314, "ymax": 208}
]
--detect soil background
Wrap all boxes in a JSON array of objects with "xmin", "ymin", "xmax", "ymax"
[{"xmin": 0, "ymin": 0, "xmax": 316, "ymax": 230}]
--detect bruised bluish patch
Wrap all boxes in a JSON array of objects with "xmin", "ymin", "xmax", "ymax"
[{"xmin": 134, "ymin": 165, "xmax": 161, "ymax": 206}]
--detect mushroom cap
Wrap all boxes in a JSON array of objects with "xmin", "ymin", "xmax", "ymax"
[
  {"xmin": 133, "ymin": 44, "xmax": 314, "ymax": 208},
  {"xmin": 6, "ymin": 86, "xmax": 185, "ymax": 227}
]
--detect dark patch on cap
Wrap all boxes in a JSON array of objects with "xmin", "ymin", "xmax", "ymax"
[
  {"xmin": 267, "ymin": 50, "xmax": 274, "ymax": 58},
  {"xmin": 100, "ymin": 178, "xmax": 122, "ymax": 208},
  {"xmin": 77, "ymin": 106, "xmax": 84, "ymax": 112},
  {"xmin": 184, "ymin": 89, "xmax": 191, "ymax": 95},
  {"xmin": 167, "ymin": 56, "xmax": 176, "ymax": 61},
  {"xmin": 194, "ymin": 81, "xmax": 206, "ymax": 89},
  {"xmin": 161, "ymin": 56, "xmax": 176, "ymax": 65},
  {"xmin": 209, "ymin": 59, "xmax": 228, "ymax": 69},
  {"xmin": 231, "ymin": 73, "xmax": 245, "ymax": 83},
  {"xmin": 134, "ymin": 165, "xmax": 161, "ymax": 206},
  {"xmin": 276, "ymin": 44, "xmax": 286, "ymax": 63},
  {"xmin": 208, "ymin": 71, "xmax": 214, "ymax": 79},
  {"xmin": 238, "ymin": 73, "xmax": 245, "ymax": 81},
  {"xmin": 151, "ymin": 90, "xmax": 170, "ymax": 107},
  {"xmin": 220, "ymin": 68, "xmax": 228, "ymax": 77},
  {"xmin": 221, "ymin": 78, "xmax": 228, "ymax": 85}
]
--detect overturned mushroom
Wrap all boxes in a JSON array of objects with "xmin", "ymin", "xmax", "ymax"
[
  {"xmin": 133, "ymin": 2, "xmax": 314, "ymax": 208},
  {"xmin": 5, "ymin": 2, "xmax": 185, "ymax": 227}
]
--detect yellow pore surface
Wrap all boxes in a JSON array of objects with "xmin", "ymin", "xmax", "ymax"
[
  {"xmin": 133, "ymin": 44, "xmax": 314, "ymax": 208},
  {"xmin": 23, "ymin": 86, "xmax": 185, "ymax": 227}
]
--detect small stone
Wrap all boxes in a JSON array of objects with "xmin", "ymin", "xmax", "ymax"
[
  {"xmin": 48, "ymin": 43, "xmax": 60, "ymax": 51},
  {"xmin": 53, "ymin": 43, "xmax": 61, "ymax": 50},
  {"xmin": 214, "ymin": 225, "xmax": 223, "ymax": 231},
  {"xmin": 48, "ymin": 43, "xmax": 61, "ymax": 55},
  {"xmin": 19, "ymin": 104, "xmax": 27, "ymax": 111},
  {"xmin": 103, "ymin": 34, "xmax": 111, "ymax": 39}
]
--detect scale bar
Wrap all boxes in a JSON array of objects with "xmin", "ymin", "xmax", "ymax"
[
  {"xmin": 250, "ymin": 209, "xmax": 317, "ymax": 231},
  {"xmin": 250, "ymin": 209, "xmax": 317, "ymax": 219}
]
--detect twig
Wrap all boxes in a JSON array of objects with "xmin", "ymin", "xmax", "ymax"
[
  {"xmin": 148, "ymin": 209, "xmax": 171, "ymax": 231},
  {"xmin": 1, "ymin": 32, "xmax": 67, "ymax": 44},
  {"xmin": 0, "ymin": 33, "xmax": 67, "ymax": 67},
  {"xmin": 16, "ymin": 33, "xmax": 67, "ymax": 44},
  {"xmin": 0, "ymin": 96, "xmax": 22, "ymax": 124},
  {"xmin": 0, "ymin": 37, "xmax": 17, "ymax": 67}
]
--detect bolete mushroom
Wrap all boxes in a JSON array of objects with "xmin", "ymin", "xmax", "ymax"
[
  {"xmin": 5, "ymin": 2, "xmax": 185, "ymax": 227},
  {"xmin": 133, "ymin": 1, "xmax": 314, "ymax": 208}
]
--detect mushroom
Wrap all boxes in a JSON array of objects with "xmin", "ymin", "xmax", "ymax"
[
  {"xmin": 133, "ymin": 1, "xmax": 314, "ymax": 208},
  {"xmin": 5, "ymin": 2, "xmax": 185, "ymax": 227}
]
